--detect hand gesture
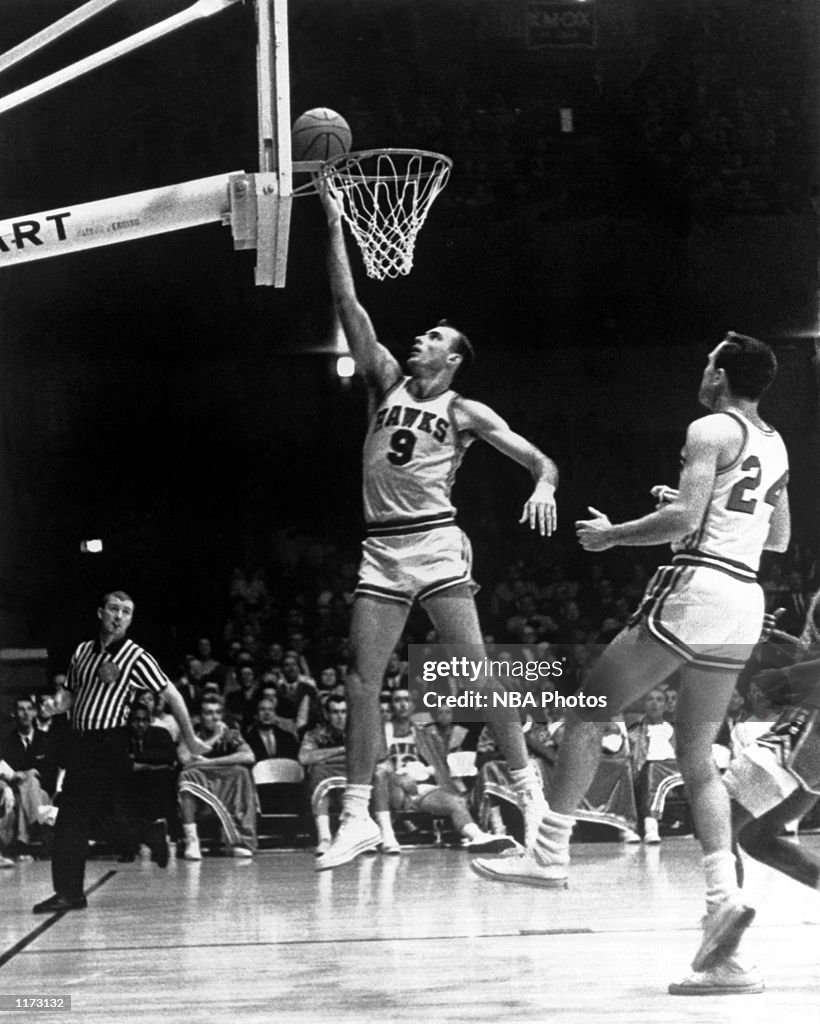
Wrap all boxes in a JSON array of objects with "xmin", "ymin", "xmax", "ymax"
[
  {"xmin": 759, "ymin": 607, "xmax": 786, "ymax": 643},
  {"xmin": 576, "ymin": 507, "xmax": 615, "ymax": 551},
  {"xmin": 520, "ymin": 484, "xmax": 557, "ymax": 537},
  {"xmin": 650, "ymin": 484, "xmax": 679, "ymax": 510}
]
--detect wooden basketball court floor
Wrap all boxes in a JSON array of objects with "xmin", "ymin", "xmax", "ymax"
[{"xmin": 1, "ymin": 836, "xmax": 819, "ymax": 1024}]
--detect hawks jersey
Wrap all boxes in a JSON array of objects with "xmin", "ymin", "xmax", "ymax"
[
  {"xmin": 363, "ymin": 376, "xmax": 470, "ymax": 526},
  {"xmin": 673, "ymin": 410, "xmax": 788, "ymax": 575}
]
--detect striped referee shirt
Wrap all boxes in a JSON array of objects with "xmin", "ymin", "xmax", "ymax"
[{"xmin": 67, "ymin": 636, "xmax": 169, "ymax": 731}]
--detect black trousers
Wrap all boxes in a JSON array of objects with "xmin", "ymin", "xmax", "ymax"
[{"xmin": 52, "ymin": 728, "xmax": 140, "ymax": 897}]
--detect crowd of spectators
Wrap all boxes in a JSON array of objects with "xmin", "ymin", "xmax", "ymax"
[{"xmin": 1, "ymin": 530, "xmax": 816, "ymax": 864}]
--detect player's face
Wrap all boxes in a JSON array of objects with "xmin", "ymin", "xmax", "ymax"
[
  {"xmin": 698, "ymin": 342, "xmax": 728, "ymax": 409},
  {"xmin": 98, "ymin": 597, "xmax": 134, "ymax": 641},
  {"xmin": 391, "ymin": 692, "xmax": 412, "ymax": 719},
  {"xmin": 407, "ymin": 326, "xmax": 460, "ymax": 376}
]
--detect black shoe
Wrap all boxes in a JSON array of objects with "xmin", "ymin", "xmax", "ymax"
[
  {"xmin": 32, "ymin": 893, "xmax": 87, "ymax": 914},
  {"xmin": 144, "ymin": 819, "xmax": 169, "ymax": 868}
]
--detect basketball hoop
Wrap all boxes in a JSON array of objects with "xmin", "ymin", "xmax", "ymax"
[{"xmin": 320, "ymin": 149, "xmax": 452, "ymax": 280}]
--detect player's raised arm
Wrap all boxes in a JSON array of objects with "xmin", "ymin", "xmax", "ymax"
[
  {"xmin": 321, "ymin": 187, "xmax": 401, "ymax": 398},
  {"xmin": 576, "ymin": 416, "xmax": 723, "ymax": 550},
  {"xmin": 453, "ymin": 398, "xmax": 558, "ymax": 536}
]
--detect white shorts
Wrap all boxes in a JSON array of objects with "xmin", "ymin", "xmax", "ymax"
[
  {"xmin": 629, "ymin": 556, "xmax": 764, "ymax": 668},
  {"xmin": 356, "ymin": 522, "xmax": 475, "ymax": 606},
  {"xmin": 723, "ymin": 743, "xmax": 800, "ymax": 818}
]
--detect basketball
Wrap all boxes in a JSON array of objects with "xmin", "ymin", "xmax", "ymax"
[{"xmin": 291, "ymin": 107, "xmax": 352, "ymax": 162}]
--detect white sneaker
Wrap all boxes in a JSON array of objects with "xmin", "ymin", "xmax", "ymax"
[
  {"xmin": 471, "ymin": 848, "xmax": 568, "ymax": 889},
  {"xmin": 621, "ymin": 828, "xmax": 641, "ymax": 844},
  {"xmin": 183, "ymin": 838, "xmax": 202, "ymax": 861},
  {"xmin": 380, "ymin": 836, "xmax": 402, "ymax": 856},
  {"xmin": 0, "ymin": 855, "xmax": 15, "ymax": 869},
  {"xmin": 462, "ymin": 831, "xmax": 517, "ymax": 854},
  {"xmin": 230, "ymin": 846, "xmax": 253, "ymax": 858},
  {"xmin": 517, "ymin": 787, "xmax": 548, "ymax": 849},
  {"xmin": 669, "ymin": 955, "xmax": 764, "ymax": 995},
  {"xmin": 314, "ymin": 838, "xmax": 331, "ymax": 857},
  {"xmin": 692, "ymin": 897, "xmax": 755, "ymax": 972},
  {"xmin": 314, "ymin": 814, "xmax": 381, "ymax": 871}
]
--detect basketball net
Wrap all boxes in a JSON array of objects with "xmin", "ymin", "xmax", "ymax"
[{"xmin": 321, "ymin": 149, "xmax": 452, "ymax": 280}]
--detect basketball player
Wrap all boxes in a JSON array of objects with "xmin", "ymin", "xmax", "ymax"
[
  {"xmin": 474, "ymin": 332, "xmax": 790, "ymax": 995},
  {"xmin": 726, "ymin": 656, "xmax": 820, "ymax": 892},
  {"xmin": 315, "ymin": 189, "xmax": 558, "ymax": 871}
]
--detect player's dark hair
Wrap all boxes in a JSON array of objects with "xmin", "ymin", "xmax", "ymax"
[
  {"xmin": 438, "ymin": 319, "xmax": 474, "ymax": 378},
  {"xmin": 715, "ymin": 332, "xmax": 777, "ymax": 400},
  {"xmin": 99, "ymin": 590, "xmax": 134, "ymax": 609},
  {"xmin": 326, "ymin": 694, "xmax": 347, "ymax": 711}
]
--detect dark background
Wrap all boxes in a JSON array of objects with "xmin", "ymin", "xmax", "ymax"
[{"xmin": 0, "ymin": 0, "xmax": 817, "ymax": 664}]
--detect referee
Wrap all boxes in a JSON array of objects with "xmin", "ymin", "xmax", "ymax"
[{"xmin": 33, "ymin": 591, "xmax": 208, "ymax": 914}]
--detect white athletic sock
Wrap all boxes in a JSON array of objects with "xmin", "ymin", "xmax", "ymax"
[
  {"xmin": 182, "ymin": 823, "xmax": 199, "ymax": 842},
  {"xmin": 510, "ymin": 762, "xmax": 541, "ymax": 794},
  {"xmin": 315, "ymin": 814, "xmax": 331, "ymax": 843},
  {"xmin": 342, "ymin": 784, "xmax": 372, "ymax": 818},
  {"xmin": 533, "ymin": 808, "xmax": 573, "ymax": 867},
  {"xmin": 703, "ymin": 850, "xmax": 741, "ymax": 911},
  {"xmin": 375, "ymin": 811, "xmax": 397, "ymax": 843},
  {"xmin": 461, "ymin": 822, "xmax": 482, "ymax": 841}
]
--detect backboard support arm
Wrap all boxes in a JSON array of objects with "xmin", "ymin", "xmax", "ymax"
[{"xmin": 0, "ymin": 0, "xmax": 295, "ymax": 287}]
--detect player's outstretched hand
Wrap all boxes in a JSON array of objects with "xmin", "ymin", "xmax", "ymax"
[
  {"xmin": 576, "ymin": 507, "xmax": 615, "ymax": 551},
  {"xmin": 520, "ymin": 484, "xmax": 557, "ymax": 536},
  {"xmin": 318, "ymin": 176, "xmax": 343, "ymax": 224},
  {"xmin": 650, "ymin": 484, "xmax": 679, "ymax": 510}
]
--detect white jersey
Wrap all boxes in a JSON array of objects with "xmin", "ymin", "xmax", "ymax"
[
  {"xmin": 362, "ymin": 376, "xmax": 470, "ymax": 529},
  {"xmin": 673, "ymin": 410, "xmax": 788, "ymax": 576}
]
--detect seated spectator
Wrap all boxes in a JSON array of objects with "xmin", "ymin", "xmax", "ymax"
[
  {"xmin": 178, "ymin": 696, "xmax": 257, "ymax": 860},
  {"xmin": 124, "ymin": 700, "xmax": 180, "ymax": 854},
  {"xmin": 628, "ymin": 688, "xmax": 678, "ymax": 843},
  {"xmin": 275, "ymin": 654, "xmax": 315, "ymax": 739},
  {"xmin": 195, "ymin": 638, "xmax": 223, "ymax": 683},
  {"xmin": 0, "ymin": 697, "xmax": 60, "ymax": 857},
  {"xmin": 244, "ymin": 696, "xmax": 299, "ymax": 762},
  {"xmin": 662, "ymin": 682, "xmax": 679, "ymax": 724},
  {"xmin": 176, "ymin": 658, "xmax": 206, "ymax": 716},
  {"xmin": 382, "ymin": 650, "xmax": 408, "ymax": 692},
  {"xmin": 225, "ymin": 665, "xmax": 261, "ymax": 731},
  {"xmin": 4, "ymin": 695, "xmax": 60, "ymax": 794},
  {"xmin": 317, "ymin": 667, "xmax": 341, "ymax": 697},
  {"xmin": 148, "ymin": 689, "xmax": 181, "ymax": 743},
  {"xmin": 298, "ymin": 694, "xmax": 348, "ymax": 855},
  {"xmin": 373, "ymin": 689, "xmax": 516, "ymax": 855},
  {"xmin": 421, "ymin": 704, "xmax": 466, "ymax": 761}
]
